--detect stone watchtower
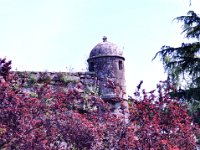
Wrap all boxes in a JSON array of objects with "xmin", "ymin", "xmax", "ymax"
[{"xmin": 87, "ymin": 36, "xmax": 126, "ymax": 100}]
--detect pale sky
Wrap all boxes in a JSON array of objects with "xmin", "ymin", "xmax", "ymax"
[{"xmin": 0, "ymin": 0, "xmax": 200, "ymax": 95}]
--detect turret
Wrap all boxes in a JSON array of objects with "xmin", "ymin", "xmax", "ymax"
[{"xmin": 87, "ymin": 36, "xmax": 126, "ymax": 100}]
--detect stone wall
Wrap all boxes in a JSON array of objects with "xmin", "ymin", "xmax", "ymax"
[
  {"xmin": 11, "ymin": 71, "xmax": 125, "ymax": 102},
  {"xmin": 10, "ymin": 71, "xmax": 99, "ymax": 97},
  {"xmin": 9, "ymin": 71, "xmax": 129, "ymax": 122}
]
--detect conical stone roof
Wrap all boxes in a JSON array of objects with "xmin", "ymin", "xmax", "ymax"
[{"xmin": 88, "ymin": 36, "xmax": 124, "ymax": 59}]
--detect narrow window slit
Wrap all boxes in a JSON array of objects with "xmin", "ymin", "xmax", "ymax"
[{"xmin": 119, "ymin": 61, "xmax": 123, "ymax": 70}]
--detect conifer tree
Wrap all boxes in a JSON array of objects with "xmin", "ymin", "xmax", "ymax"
[{"xmin": 153, "ymin": 10, "xmax": 200, "ymax": 123}]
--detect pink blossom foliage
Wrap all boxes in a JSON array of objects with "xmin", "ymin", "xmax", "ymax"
[{"xmin": 0, "ymin": 58, "xmax": 199, "ymax": 149}]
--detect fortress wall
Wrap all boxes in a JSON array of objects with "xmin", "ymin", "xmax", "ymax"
[{"xmin": 10, "ymin": 71, "xmax": 99, "ymax": 96}]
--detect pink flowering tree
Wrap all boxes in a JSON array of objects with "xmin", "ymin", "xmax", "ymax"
[
  {"xmin": 0, "ymin": 58, "xmax": 199, "ymax": 149},
  {"xmin": 119, "ymin": 81, "xmax": 199, "ymax": 149}
]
